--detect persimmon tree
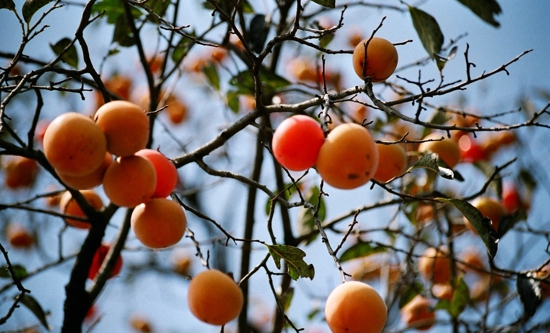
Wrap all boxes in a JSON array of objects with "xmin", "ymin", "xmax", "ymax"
[{"xmin": 1, "ymin": 0, "xmax": 549, "ymax": 332}]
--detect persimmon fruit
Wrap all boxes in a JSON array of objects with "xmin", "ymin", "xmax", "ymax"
[
  {"xmin": 129, "ymin": 313, "xmax": 153, "ymax": 333},
  {"xmin": 352, "ymin": 37, "xmax": 398, "ymax": 82},
  {"xmin": 187, "ymin": 269, "xmax": 244, "ymax": 326},
  {"xmin": 135, "ymin": 149, "xmax": 178, "ymax": 198},
  {"xmin": 373, "ymin": 142, "xmax": 407, "ymax": 182},
  {"xmin": 131, "ymin": 198, "xmax": 186, "ymax": 248},
  {"xmin": 6, "ymin": 223, "xmax": 34, "ymax": 249},
  {"xmin": 271, "ymin": 115, "xmax": 325, "ymax": 171},
  {"xmin": 94, "ymin": 100, "xmax": 150, "ymax": 157},
  {"xmin": 418, "ymin": 247, "xmax": 453, "ymax": 284},
  {"xmin": 324, "ymin": 281, "xmax": 387, "ymax": 333},
  {"xmin": 88, "ymin": 244, "xmax": 123, "ymax": 280},
  {"xmin": 4, "ymin": 156, "xmax": 39, "ymax": 189},
  {"xmin": 502, "ymin": 183, "xmax": 525, "ymax": 213},
  {"xmin": 431, "ymin": 284, "xmax": 453, "ymax": 301},
  {"xmin": 418, "ymin": 133, "xmax": 461, "ymax": 169},
  {"xmin": 57, "ymin": 152, "xmax": 112, "ymax": 190},
  {"xmin": 458, "ymin": 134, "xmax": 486, "ymax": 163},
  {"xmin": 59, "ymin": 190, "xmax": 104, "ymax": 229},
  {"xmin": 464, "ymin": 197, "xmax": 506, "ymax": 233},
  {"xmin": 316, "ymin": 123, "xmax": 379, "ymax": 189},
  {"xmin": 43, "ymin": 112, "xmax": 107, "ymax": 177},
  {"xmin": 400, "ymin": 295, "xmax": 436, "ymax": 330},
  {"xmin": 102, "ymin": 155, "xmax": 157, "ymax": 207}
]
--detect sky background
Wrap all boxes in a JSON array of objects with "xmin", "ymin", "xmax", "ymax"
[{"xmin": 0, "ymin": 0, "xmax": 549, "ymax": 332}]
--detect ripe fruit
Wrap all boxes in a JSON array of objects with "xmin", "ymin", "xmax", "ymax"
[
  {"xmin": 536, "ymin": 264, "xmax": 550, "ymax": 299},
  {"xmin": 187, "ymin": 269, "xmax": 244, "ymax": 325},
  {"xmin": 502, "ymin": 183, "xmax": 527, "ymax": 213},
  {"xmin": 481, "ymin": 131, "xmax": 517, "ymax": 157},
  {"xmin": 350, "ymin": 255, "xmax": 400, "ymax": 284},
  {"xmin": 135, "ymin": 149, "xmax": 178, "ymax": 198},
  {"xmin": 288, "ymin": 58, "xmax": 318, "ymax": 82},
  {"xmin": 88, "ymin": 244, "xmax": 123, "ymax": 280},
  {"xmin": 464, "ymin": 197, "xmax": 506, "ymax": 233},
  {"xmin": 105, "ymin": 75, "xmax": 132, "ymax": 101},
  {"xmin": 34, "ymin": 119, "xmax": 50, "ymax": 145},
  {"xmin": 316, "ymin": 123, "xmax": 379, "ymax": 189},
  {"xmin": 431, "ymin": 284, "xmax": 453, "ymax": 301},
  {"xmin": 458, "ymin": 134, "xmax": 486, "ymax": 163},
  {"xmin": 458, "ymin": 249, "xmax": 486, "ymax": 274},
  {"xmin": 171, "ymin": 250, "xmax": 192, "ymax": 276},
  {"xmin": 131, "ymin": 198, "xmax": 186, "ymax": 248},
  {"xmin": 418, "ymin": 247, "xmax": 453, "ymax": 284},
  {"xmin": 102, "ymin": 155, "xmax": 157, "ymax": 207},
  {"xmin": 59, "ymin": 190, "xmax": 104, "ymax": 229},
  {"xmin": 43, "ymin": 112, "xmax": 107, "ymax": 177},
  {"xmin": 57, "ymin": 152, "xmax": 112, "ymax": 190},
  {"xmin": 4, "ymin": 156, "xmax": 39, "ymax": 189},
  {"xmin": 347, "ymin": 29, "xmax": 364, "ymax": 48},
  {"xmin": 352, "ymin": 37, "xmax": 398, "ymax": 82},
  {"xmin": 418, "ymin": 133, "xmax": 461, "ymax": 169},
  {"xmin": 94, "ymin": 101, "xmax": 150, "ymax": 157},
  {"xmin": 6, "ymin": 223, "xmax": 34, "ymax": 249},
  {"xmin": 271, "ymin": 115, "xmax": 325, "ymax": 171},
  {"xmin": 325, "ymin": 281, "xmax": 387, "ymax": 333},
  {"xmin": 165, "ymin": 97, "xmax": 188, "ymax": 124},
  {"xmin": 372, "ymin": 142, "xmax": 407, "ymax": 182},
  {"xmin": 400, "ymin": 295, "xmax": 436, "ymax": 330},
  {"xmin": 129, "ymin": 313, "xmax": 153, "ymax": 333}
]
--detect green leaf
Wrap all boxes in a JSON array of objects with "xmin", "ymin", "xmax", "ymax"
[
  {"xmin": 435, "ymin": 276, "xmax": 469, "ymax": 318},
  {"xmin": 434, "ymin": 46, "xmax": 458, "ymax": 71},
  {"xmin": 0, "ymin": 0, "xmax": 16, "ymax": 11},
  {"xmin": 440, "ymin": 198, "xmax": 499, "ymax": 258},
  {"xmin": 226, "ymin": 90, "xmax": 240, "ymax": 113},
  {"xmin": 92, "ymin": 0, "xmax": 129, "ymax": 24},
  {"xmin": 49, "ymin": 38, "xmax": 79, "ymax": 68},
  {"xmin": 408, "ymin": 153, "xmax": 456, "ymax": 180},
  {"xmin": 398, "ymin": 282, "xmax": 424, "ymax": 308},
  {"xmin": 248, "ymin": 14, "xmax": 269, "ymax": 54},
  {"xmin": 202, "ymin": 63, "xmax": 220, "ymax": 90},
  {"xmin": 497, "ymin": 210, "xmax": 527, "ymax": 237},
  {"xmin": 266, "ymin": 244, "xmax": 315, "ymax": 280},
  {"xmin": 0, "ymin": 264, "xmax": 28, "ymax": 279},
  {"xmin": 428, "ymin": 108, "xmax": 452, "ymax": 127},
  {"xmin": 297, "ymin": 186, "xmax": 326, "ymax": 245},
  {"xmin": 145, "ymin": 0, "xmax": 170, "ymax": 23},
  {"xmin": 409, "ymin": 6, "xmax": 444, "ymax": 68},
  {"xmin": 230, "ymin": 69, "xmax": 290, "ymax": 96},
  {"xmin": 320, "ymin": 33, "xmax": 334, "ymax": 49},
  {"xmin": 516, "ymin": 273, "xmax": 542, "ymax": 318},
  {"xmin": 112, "ymin": 14, "xmax": 135, "ymax": 47},
  {"xmin": 311, "ymin": 0, "xmax": 335, "ymax": 8},
  {"xmin": 20, "ymin": 294, "xmax": 51, "ymax": 331},
  {"xmin": 22, "ymin": 0, "xmax": 53, "ymax": 25},
  {"xmin": 456, "ymin": 0, "xmax": 502, "ymax": 27},
  {"xmin": 339, "ymin": 242, "xmax": 387, "ymax": 263},
  {"xmin": 171, "ymin": 32, "xmax": 196, "ymax": 63},
  {"xmin": 280, "ymin": 287, "xmax": 294, "ymax": 311},
  {"xmin": 307, "ymin": 307, "xmax": 321, "ymax": 320}
]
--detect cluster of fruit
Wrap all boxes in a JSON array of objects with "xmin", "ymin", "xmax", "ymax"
[
  {"xmin": 272, "ymin": 115, "xmax": 409, "ymax": 190},
  {"xmin": 42, "ymin": 101, "xmax": 186, "ymax": 249}
]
